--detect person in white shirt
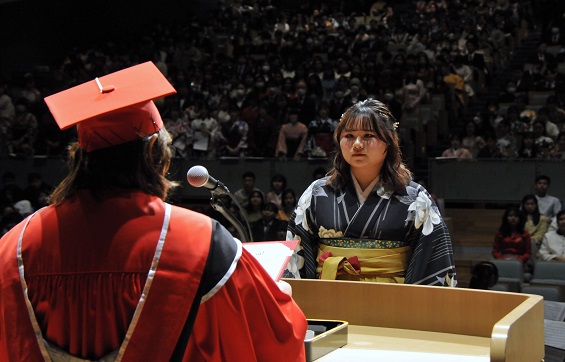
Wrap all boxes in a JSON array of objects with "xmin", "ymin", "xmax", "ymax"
[
  {"xmin": 534, "ymin": 175, "xmax": 562, "ymax": 219},
  {"xmin": 539, "ymin": 210, "xmax": 565, "ymax": 262}
]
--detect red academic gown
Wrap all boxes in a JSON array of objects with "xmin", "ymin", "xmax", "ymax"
[{"xmin": 0, "ymin": 190, "xmax": 306, "ymax": 361}]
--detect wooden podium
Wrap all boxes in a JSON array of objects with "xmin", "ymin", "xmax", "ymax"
[{"xmin": 285, "ymin": 279, "xmax": 544, "ymax": 362}]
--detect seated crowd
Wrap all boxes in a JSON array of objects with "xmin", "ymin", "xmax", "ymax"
[
  {"xmin": 0, "ymin": 166, "xmax": 313, "ymax": 244},
  {"xmin": 451, "ymin": 91, "xmax": 565, "ymax": 160},
  {"xmin": 0, "ymin": 0, "xmax": 553, "ymax": 162},
  {"xmin": 491, "ymin": 175, "xmax": 565, "ymax": 277}
]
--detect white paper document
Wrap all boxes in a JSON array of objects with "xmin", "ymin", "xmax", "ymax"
[
  {"xmin": 544, "ymin": 319, "xmax": 565, "ymax": 350},
  {"xmin": 545, "ymin": 301, "xmax": 565, "ymax": 321},
  {"xmin": 242, "ymin": 240, "xmax": 298, "ymax": 281}
]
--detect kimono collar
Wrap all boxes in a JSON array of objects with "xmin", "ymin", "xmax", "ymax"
[{"xmin": 350, "ymin": 171, "xmax": 392, "ymax": 203}]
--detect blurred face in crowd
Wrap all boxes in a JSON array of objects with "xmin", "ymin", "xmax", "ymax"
[
  {"xmin": 295, "ymin": 81, "xmax": 307, "ymax": 97},
  {"xmin": 506, "ymin": 210, "xmax": 520, "ymax": 227},
  {"xmin": 319, "ymin": 106, "xmax": 329, "ymax": 119},
  {"xmin": 522, "ymin": 136, "xmax": 534, "ymax": 149},
  {"xmin": 243, "ymin": 176, "xmax": 255, "ymax": 192},
  {"xmin": 535, "ymin": 179, "xmax": 549, "ymax": 196},
  {"xmin": 450, "ymin": 136, "xmax": 461, "ymax": 150},
  {"xmin": 523, "ymin": 198, "xmax": 538, "ymax": 214},
  {"xmin": 235, "ymin": 84, "xmax": 246, "ymax": 98},
  {"xmin": 532, "ymin": 122, "xmax": 545, "ymax": 138},
  {"xmin": 261, "ymin": 206, "xmax": 276, "ymax": 221},
  {"xmin": 288, "ymin": 113, "xmax": 299, "ymax": 124},
  {"xmin": 465, "ymin": 122, "xmax": 476, "ymax": 136},
  {"xmin": 557, "ymin": 213, "xmax": 565, "ymax": 234},
  {"xmin": 557, "ymin": 134, "xmax": 565, "ymax": 151},
  {"xmin": 272, "ymin": 179, "xmax": 284, "ymax": 192},
  {"xmin": 250, "ymin": 191, "xmax": 263, "ymax": 207},
  {"xmin": 496, "ymin": 122, "xmax": 510, "ymax": 137},
  {"xmin": 283, "ymin": 192, "xmax": 296, "ymax": 209}
]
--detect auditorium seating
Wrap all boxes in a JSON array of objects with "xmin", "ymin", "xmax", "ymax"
[
  {"xmin": 529, "ymin": 261, "xmax": 565, "ymax": 287},
  {"xmin": 489, "ymin": 259, "xmax": 526, "ymax": 292},
  {"xmin": 521, "ymin": 285, "xmax": 563, "ymax": 302}
]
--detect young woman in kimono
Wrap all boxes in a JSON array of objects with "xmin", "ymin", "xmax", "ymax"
[{"xmin": 286, "ymin": 98, "xmax": 457, "ymax": 286}]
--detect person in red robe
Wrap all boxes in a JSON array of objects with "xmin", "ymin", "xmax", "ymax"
[{"xmin": 0, "ymin": 62, "xmax": 307, "ymax": 361}]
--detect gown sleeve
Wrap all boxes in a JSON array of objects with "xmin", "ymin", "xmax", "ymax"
[{"xmin": 185, "ymin": 248, "xmax": 307, "ymax": 362}]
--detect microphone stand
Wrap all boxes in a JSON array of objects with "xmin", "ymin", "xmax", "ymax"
[{"xmin": 209, "ymin": 192, "xmax": 253, "ymax": 242}]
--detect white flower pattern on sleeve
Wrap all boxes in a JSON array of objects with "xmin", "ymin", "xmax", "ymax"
[
  {"xmin": 285, "ymin": 180, "xmax": 326, "ymax": 279},
  {"xmin": 407, "ymin": 191, "xmax": 441, "ymax": 235},
  {"xmin": 293, "ymin": 180, "xmax": 327, "ymax": 231},
  {"xmin": 294, "ymin": 183, "xmax": 313, "ymax": 231}
]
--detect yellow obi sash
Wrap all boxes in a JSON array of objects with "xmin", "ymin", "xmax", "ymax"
[{"xmin": 317, "ymin": 238, "xmax": 411, "ymax": 283}]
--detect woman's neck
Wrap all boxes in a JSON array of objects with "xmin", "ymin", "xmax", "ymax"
[{"xmin": 351, "ymin": 168, "xmax": 381, "ymax": 191}]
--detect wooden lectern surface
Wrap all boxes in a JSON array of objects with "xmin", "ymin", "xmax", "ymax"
[
  {"xmin": 317, "ymin": 325, "xmax": 490, "ymax": 361},
  {"xmin": 285, "ymin": 279, "xmax": 544, "ymax": 362}
]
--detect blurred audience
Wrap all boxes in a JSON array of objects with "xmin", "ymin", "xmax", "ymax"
[
  {"xmin": 492, "ymin": 205, "xmax": 532, "ymax": 270},
  {"xmin": 441, "ymin": 133, "xmax": 473, "ymax": 160},
  {"xmin": 539, "ymin": 210, "xmax": 565, "ymax": 262},
  {"xmin": 251, "ymin": 202, "xmax": 287, "ymax": 241},
  {"xmin": 534, "ymin": 175, "xmax": 562, "ymax": 221},
  {"xmin": 521, "ymin": 194, "xmax": 549, "ymax": 261}
]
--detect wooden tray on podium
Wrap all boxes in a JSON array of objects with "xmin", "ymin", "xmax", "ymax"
[{"xmin": 284, "ymin": 279, "xmax": 544, "ymax": 362}]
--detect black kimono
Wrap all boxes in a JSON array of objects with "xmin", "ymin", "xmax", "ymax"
[{"xmin": 286, "ymin": 177, "xmax": 457, "ymax": 286}]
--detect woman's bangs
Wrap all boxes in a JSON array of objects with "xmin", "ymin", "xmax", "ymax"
[{"xmin": 342, "ymin": 114, "xmax": 377, "ymax": 133}]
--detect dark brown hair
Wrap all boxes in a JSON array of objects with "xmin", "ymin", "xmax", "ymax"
[
  {"xmin": 326, "ymin": 99, "xmax": 412, "ymax": 193},
  {"xmin": 521, "ymin": 194, "xmax": 541, "ymax": 226},
  {"xmin": 499, "ymin": 205, "xmax": 526, "ymax": 237},
  {"xmin": 49, "ymin": 129, "xmax": 178, "ymax": 204}
]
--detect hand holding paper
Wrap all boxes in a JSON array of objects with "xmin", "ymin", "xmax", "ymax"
[{"xmin": 276, "ymin": 280, "xmax": 293, "ymax": 296}]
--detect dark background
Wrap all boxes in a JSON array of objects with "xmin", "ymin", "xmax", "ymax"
[
  {"xmin": 0, "ymin": 0, "xmax": 379, "ymax": 79},
  {"xmin": 0, "ymin": 0, "xmax": 215, "ymax": 78}
]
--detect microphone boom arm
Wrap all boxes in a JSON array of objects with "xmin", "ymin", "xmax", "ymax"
[
  {"xmin": 209, "ymin": 193, "xmax": 252, "ymax": 242},
  {"xmin": 187, "ymin": 165, "xmax": 253, "ymax": 242}
]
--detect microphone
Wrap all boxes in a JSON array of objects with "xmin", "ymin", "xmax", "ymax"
[
  {"xmin": 187, "ymin": 165, "xmax": 252, "ymax": 241},
  {"xmin": 187, "ymin": 165, "xmax": 230, "ymax": 194}
]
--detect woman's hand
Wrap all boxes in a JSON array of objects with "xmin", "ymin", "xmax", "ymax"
[{"xmin": 277, "ymin": 280, "xmax": 293, "ymax": 296}]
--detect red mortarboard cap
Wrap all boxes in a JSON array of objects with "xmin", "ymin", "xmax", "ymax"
[{"xmin": 44, "ymin": 61, "xmax": 176, "ymax": 152}]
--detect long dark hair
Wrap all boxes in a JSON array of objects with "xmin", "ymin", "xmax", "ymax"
[
  {"xmin": 281, "ymin": 188, "xmax": 297, "ymax": 211},
  {"xmin": 521, "ymin": 194, "xmax": 541, "ymax": 226},
  {"xmin": 245, "ymin": 190, "xmax": 265, "ymax": 213},
  {"xmin": 498, "ymin": 205, "xmax": 526, "ymax": 237},
  {"xmin": 49, "ymin": 129, "xmax": 178, "ymax": 204},
  {"xmin": 327, "ymin": 98, "xmax": 412, "ymax": 193},
  {"xmin": 270, "ymin": 173, "xmax": 287, "ymax": 192}
]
